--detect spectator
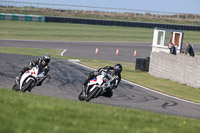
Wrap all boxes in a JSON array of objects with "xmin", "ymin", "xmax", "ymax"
[
  {"xmin": 173, "ymin": 43, "xmax": 178, "ymax": 53},
  {"xmin": 168, "ymin": 43, "xmax": 176, "ymax": 55},
  {"xmin": 185, "ymin": 42, "xmax": 195, "ymax": 57}
]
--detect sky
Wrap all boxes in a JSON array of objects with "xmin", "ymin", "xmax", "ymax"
[{"xmin": 3, "ymin": 0, "xmax": 200, "ymax": 14}]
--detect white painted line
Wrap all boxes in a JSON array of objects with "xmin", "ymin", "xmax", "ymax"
[
  {"xmin": 71, "ymin": 61, "xmax": 200, "ymax": 106},
  {"xmin": 121, "ymin": 79, "xmax": 200, "ymax": 105},
  {"xmin": 68, "ymin": 59, "xmax": 80, "ymax": 62},
  {"xmin": 61, "ymin": 49, "xmax": 67, "ymax": 56}
]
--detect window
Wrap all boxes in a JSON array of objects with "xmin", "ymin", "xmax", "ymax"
[
  {"xmin": 164, "ymin": 31, "xmax": 172, "ymax": 46},
  {"xmin": 174, "ymin": 33, "xmax": 180, "ymax": 47},
  {"xmin": 152, "ymin": 28, "xmax": 184, "ymax": 53},
  {"xmin": 157, "ymin": 31, "xmax": 164, "ymax": 45}
]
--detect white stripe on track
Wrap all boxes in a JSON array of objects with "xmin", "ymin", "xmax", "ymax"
[{"xmin": 61, "ymin": 49, "xmax": 67, "ymax": 56}]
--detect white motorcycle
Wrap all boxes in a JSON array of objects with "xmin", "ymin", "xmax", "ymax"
[
  {"xmin": 12, "ymin": 65, "xmax": 48, "ymax": 92},
  {"xmin": 78, "ymin": 71, "xmax": 114, "ymax": 102}
]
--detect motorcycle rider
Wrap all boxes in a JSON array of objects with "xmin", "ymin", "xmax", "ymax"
[
  {"xmin": 16, "ymin": 54, "xmax": 51, "ymax": 85},
  {"xmin": 82, "ymin": 64, "xmax": 122, "ymax": 98}
]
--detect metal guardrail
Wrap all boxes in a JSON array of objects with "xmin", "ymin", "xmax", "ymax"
[{"xmin": 0, "ymin": 0, "xmax": 200, "ymax": 21}]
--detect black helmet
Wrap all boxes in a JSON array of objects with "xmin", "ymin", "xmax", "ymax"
[
  {"xmin": 114, "ymin": 64, "xmax": 122, "ymax": 74},
  {"xmin": 42, "ymin": 54, "xmax": 50, "ymax": 64}
]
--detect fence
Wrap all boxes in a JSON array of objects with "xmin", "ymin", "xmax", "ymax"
[{"xmin": 0, "ymin": 0, "xmax": 200, "ymax": 21}]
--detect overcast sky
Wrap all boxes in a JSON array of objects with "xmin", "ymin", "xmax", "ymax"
[{"xmin": 3, "ymin": 0, "xmax": 200, "ymax": 14}]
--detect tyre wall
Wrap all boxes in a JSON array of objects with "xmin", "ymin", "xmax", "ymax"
[
  {"xmin": 45, "ymin": 16, "xmax": 200, "ymax": 31},
  {"xmin": 0, "ymin": 13, "xmax": 44, "ymax": 22}
]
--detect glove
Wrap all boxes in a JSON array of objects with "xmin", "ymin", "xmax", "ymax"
[
  {"xmin": 47, "ymin": 74, "xmax": 51, "ymax": 79},
  {"xmin": 93, "ymin": 71, "xmax": 99, "ymax": 76},
  {"xmin": 31, "ymin": 61, "xmax": 36, "ymax": 66}
]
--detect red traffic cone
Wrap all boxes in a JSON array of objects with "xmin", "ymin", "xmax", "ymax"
[
  {"xmin": 95, "ymin": 47, "xmax": 99, "ymax": 55},
  {"xmin": 134, "ymin": 50, "xmax": 137, "ymax": 57},
  {"xmin": 116, "ymin": 48, "xmax": 119, "ymax": 55}
]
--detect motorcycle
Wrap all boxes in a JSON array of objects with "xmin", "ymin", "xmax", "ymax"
[
  {"xmin": 12, "ymin": 65, "xmax": 48, "ymax": 92},
  {"xmin": 78, "ymin": 71, "xmax": 114, "ymax": 102}
]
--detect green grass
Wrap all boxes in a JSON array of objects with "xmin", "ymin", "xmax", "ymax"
[
  {"xmin": 1, "ymin": 19, "xmax": 200, "ymax": 133},
  {"xmin": 1, "ymin": 20, "xmax": 200, "ymax": 43},
  {"xmin": 0, "ymin": 20, "xmax": 153, "ymax": 42},
  {"xmin": 0, "ymin": 46, "xmax": 62, "ymax": 57},
  {"xmin": 1, "ymin": 46, "xmax": 200, "ymax": 103},
  {"xmin": 0, "ymin": 88, "xmax": 200, "ymax": 133}
]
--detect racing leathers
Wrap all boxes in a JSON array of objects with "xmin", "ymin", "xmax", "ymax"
[
  {"xmin": 83, "ymin": 66, "xmax": 121, "ymax": 97},
  {"xmin": 185, "ymin": 44, "xmax": 195, "ymax": 57}
]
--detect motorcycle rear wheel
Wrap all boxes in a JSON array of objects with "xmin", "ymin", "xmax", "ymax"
[{"xmin": 12, "ymin": 82, "xmax": 19, "ymax": 91}]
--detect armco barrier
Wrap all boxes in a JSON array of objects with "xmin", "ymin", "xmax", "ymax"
[
  {"xmin": 0, "ymin": 13, "xmax": 44, "ymax": 22},
  {"xmin": 45, "ymin": 16, "xmax": 200, "ymax": 31}
]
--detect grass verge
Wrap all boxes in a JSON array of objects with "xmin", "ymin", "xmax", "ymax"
[
  {"xmin": 0, "ymin": 20, "xmax": 200, "ymax": 43},
  {"xmin": 0, "ymin": 46, "xmax": 200, "ymax": 103},
  {"xmin": 0, "ymin": 88, "xmax": 200, "ymax": 133}
]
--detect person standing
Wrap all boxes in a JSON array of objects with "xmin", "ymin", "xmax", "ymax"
[
  {"xmin": 168, "ymin": 43, "xmax": 176, "ymax": 55},
  {"xmin": 185, "ymin": 42, "xmax": 195, "ymax": 57},
  {"xmin": 174, "ymin": 43, "xmax": 178, "ymax": 53}
]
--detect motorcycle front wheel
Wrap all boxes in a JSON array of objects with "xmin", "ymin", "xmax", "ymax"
[
  {"xmin": 21, "ymin": 79, "xmax": 34, "ymax": 92},
  {"xmin": 78, "ymin": 91, "xmax": 86, "ymax": 101},
  {"xmin": 85, "ymin": 87, "xmax": 100, "ymax": 102}
]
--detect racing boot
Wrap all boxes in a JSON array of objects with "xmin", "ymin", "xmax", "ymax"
[
  {"xmin": 16, "ymin": 72, "xmax": 23, "ymax": 84},
  {"xmin": 15, "ymin": 76, "xmax": 20, "ymax": 82},
  {"xmin": 82, "ymin": 85, "xmax": 86, "ymax": 96},
  {"xmin": 82, "ymin": 79, "xmax": 89, "ymax": 91}
]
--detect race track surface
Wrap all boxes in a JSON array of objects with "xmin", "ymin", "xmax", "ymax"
[
  {"xmin": 1, "ymin": 39, "xmax": 200, "ymax": 63},
  {"xmin": 1, "ymin": 53, "xmax": 200, "ymax": 119},
  {"xmin": 0, "ymin": 39, "xmax": 152, "ymax": 62}
]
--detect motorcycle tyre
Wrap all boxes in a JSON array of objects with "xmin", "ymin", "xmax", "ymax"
[
  {"xmin": 85, "ymin": 87, "xmax": 100, "ymax": 102},
  {"xmin": 78, "ymin": 91, "xmax": 85, "ymax": 101},
  {"xmin": 20, "ymin": 79, "xmax": 34, "ymax": 92},
  {"xmin": 12, "ymin": 82, "xmax": 19, "ymax": 91}
]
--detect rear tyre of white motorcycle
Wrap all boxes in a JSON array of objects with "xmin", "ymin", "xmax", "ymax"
[
  {"xmin": 21, "ymin": 79, "xmax": 34, "ymax": 92},
  {"xmin": 12, "ymin": 82, "xmax": 19, "ymax": 91},
  {"xmin": 85, "ymin": 87, "xmax": 100, "ymax": 102}
]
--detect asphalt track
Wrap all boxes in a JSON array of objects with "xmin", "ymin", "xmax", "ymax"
[
  {"xmin": 0, "ymin": 39, "xmax": 152, "ymax": 63},
  {"xmin": 1, "ymin": 39, "xmax": 200, "ymax": 63},
  {"xmin": 1, "ymin": 53, "xmax": 200, "ymax": 119}
]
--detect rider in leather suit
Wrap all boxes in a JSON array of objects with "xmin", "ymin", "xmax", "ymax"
[
  {"xmin": 16, "ymin": 54, "xmax": 51, "ymax": 85},
  {"xmin": 82, "ymin": 64, "xmax": 122, "ymax": 98}
]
